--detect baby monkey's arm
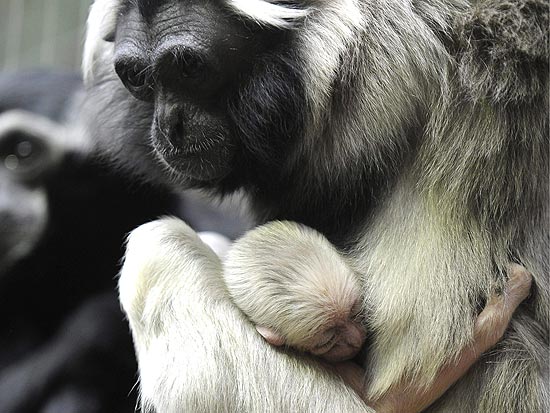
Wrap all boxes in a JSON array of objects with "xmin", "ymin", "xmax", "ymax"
[{"xmin": 331, "ymin": 264, "xmax": 532, "ymax": 413}]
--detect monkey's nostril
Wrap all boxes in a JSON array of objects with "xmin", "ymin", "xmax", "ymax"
[
  {"xmin": 160, "ymin": 110, "xmax": 186, "ymax": 149},
  {"xmin": 174, "ymin": 120, "xmax": 185, "ymax": 141}
]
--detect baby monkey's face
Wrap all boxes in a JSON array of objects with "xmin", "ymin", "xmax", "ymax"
[
  {"xmin": 256, "ymin": 290, "xmax": 366, "ymax": 362},
  {"xmin": 295, "ymin": 300, "xmax": 366, "ymax": 362},
  {"xmin": 306, "ymin": 321, "xmax": 366, "ymax": 362}
]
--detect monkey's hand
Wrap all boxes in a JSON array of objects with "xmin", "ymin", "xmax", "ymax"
[
  {"xmin": 472, "ymin": 263, "xmax": 533, "ymax": 350},
  {"xmin": 333, "ymin": 264, "xmax": 533, "ymax": 413}
]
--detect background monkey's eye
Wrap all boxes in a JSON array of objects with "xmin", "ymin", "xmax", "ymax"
[{"xmin": 0, "ymin": 130, "xmax": 53, "ymax": 181}]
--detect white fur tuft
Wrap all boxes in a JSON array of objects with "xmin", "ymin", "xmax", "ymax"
[
  {"xmin": 227, "ymin": 0, "xmax": 309, "ymax": 28},
  {"xmin": 82, "ymin": 0, "xmax": 120, "ymax": 84}
]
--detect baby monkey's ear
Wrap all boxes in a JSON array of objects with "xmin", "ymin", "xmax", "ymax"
[{"xmin": 256, "ymin": 326, "xmax": 286, "ymax": 346}]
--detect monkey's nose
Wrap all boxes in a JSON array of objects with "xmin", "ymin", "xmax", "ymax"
[{"xmin": 153, "ymin": 101, "xmax": 186, "ymax": 149}]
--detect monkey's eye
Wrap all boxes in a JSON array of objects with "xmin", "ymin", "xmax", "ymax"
[
  {"xmin": 0, "ymin": 131, "xmax": 52, "ymax": 181},
  {"xmin": 312, "ymin": 330, "xmax": 337, "ymax": 354},
  {"xmin": 177, "ymin": 53, "xmax": 204, "ymax": 79},
  {"xmin": 115, "ymin": 60, "xmax": 154, "ymax": 102}
]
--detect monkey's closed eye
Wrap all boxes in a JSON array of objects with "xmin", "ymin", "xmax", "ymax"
[
  {"xmin": 0, "ymin": 130, "xmax": 53, "ymax": 182},
  {"xmin": 312, "ymin": 331, "xmax": 337, "ymax": 352},
  {"xmin": 115, "ymin": 59, "xmax": 154, "ymax": 102}
]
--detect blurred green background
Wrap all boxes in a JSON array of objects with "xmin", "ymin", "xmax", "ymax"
[{"xmin": 0, "ymin": 0, "xmax": 92, "ymax": 70}]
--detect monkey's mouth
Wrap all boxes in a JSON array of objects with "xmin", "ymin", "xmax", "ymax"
[{"xmin": 151, "ymin": 113, "xmax": 235, "ymax": 182}]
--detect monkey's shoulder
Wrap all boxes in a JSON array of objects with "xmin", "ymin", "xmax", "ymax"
[{"xmin": 452, "ymin": 0, "xmax": 548, "ymax": 104}]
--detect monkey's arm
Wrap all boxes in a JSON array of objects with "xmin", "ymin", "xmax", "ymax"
[
  {"xmin": 328, "ymin": 265, "xmax": 532, "ymax": 413},
  {"xmin": 119, "ymin": 218, "xmax": 533, "ymax": 412},
  {"xmin": 119, "ymin": 218, "xmax": 371, "ymax": 412}
]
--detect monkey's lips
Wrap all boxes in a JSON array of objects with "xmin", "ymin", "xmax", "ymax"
[{"xmin": 151, "ymin": 120, "xmax": 235, "ymax": 183}]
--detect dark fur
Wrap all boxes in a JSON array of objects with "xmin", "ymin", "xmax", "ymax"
[
  {"xmin": 0, "ymin": 72, "xmax": 175, "ymax": 412},
  {"xmin": 455, "ymin": 0, "xmax": 548, "ymax": 103}
]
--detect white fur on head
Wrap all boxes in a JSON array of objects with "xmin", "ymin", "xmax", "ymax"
[
  {"xmin": 227, "ymin": 0, "xmax": 309, "ymax": 27},
  {"xmin": 82, "ymin": 0, "xmax": 120, "ymax": 85},
  {"xmin": 295, "ymin": 0, "xmax": 362, "ymax": 126},
  {"xmin": 224, "ymin": 221, "xmax": 361, "ymax": 346}
]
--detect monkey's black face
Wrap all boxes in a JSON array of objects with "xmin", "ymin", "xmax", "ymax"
[
  {"xmin": 86, "ymin": 0, "xmax": 433, "ymax": 235},
  {"xmin": 111, "ymin": 0, "xmax": 304, "ymax": 185}
]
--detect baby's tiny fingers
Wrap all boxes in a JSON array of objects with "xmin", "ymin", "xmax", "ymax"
[
  {"xmin": 474, "ymin": 264, "xmax": 532, "ymax": 349},
  {"xmin": 503, "ymin": 264, "xmax": 533, "ymax": 308}
]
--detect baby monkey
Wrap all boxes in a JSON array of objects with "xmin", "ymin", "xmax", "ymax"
[
  {"xmin": 224, "ymin": 221, "xmax": 366, "ymax": 362},
  {"xmin": 222, "ymin": 221, "xmax": 532, "ymax": 412}
]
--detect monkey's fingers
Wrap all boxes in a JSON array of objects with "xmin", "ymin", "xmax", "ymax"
[{"xmin": 473, "ymin": 263, "xmax": 532, "ymax": 352}]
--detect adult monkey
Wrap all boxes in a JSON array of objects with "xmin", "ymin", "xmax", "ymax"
[{"xmin": 82, "ymin": 0, "xmax": 549, "ymax": 412}]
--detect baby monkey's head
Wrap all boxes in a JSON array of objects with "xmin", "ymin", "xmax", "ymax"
[{"xmin": 224, "ymin": 221, "xmax": 366, "ymax": 362}]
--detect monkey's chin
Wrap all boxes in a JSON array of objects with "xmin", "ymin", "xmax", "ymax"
[{"xmin": 152, "ymin": 138, "xmax": 235, "ymax": 184}]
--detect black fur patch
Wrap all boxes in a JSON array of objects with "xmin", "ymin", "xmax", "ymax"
[
  {"xmin": 227, "ymin": 51, "xmax": 305, "ymax": 172},
  {"xmin": 122, "ymin": 0, "xmax": 160, "ymax": 20}
]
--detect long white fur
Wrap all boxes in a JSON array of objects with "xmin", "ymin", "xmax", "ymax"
[
  {"xmin": 82, "ymin": 0, "xmax": 120, "ymax": 84},
  {"xmin": 294, "ymin": 0, "xmax": 363, "ymax": 129},
  {"xmin": 119, "ymin": 218, "xmax": 371, "ymax": 412},
  {"xmin": 227, "ymin": 0, "xmax": 309, "ymax": 27}
]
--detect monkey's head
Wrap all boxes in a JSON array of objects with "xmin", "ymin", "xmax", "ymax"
[
  {"xmin": 0, "ymin": 111, "xmax": 66, "ymax": 274},
  {"xmin": 83, "ymin": 0, "xmax": 446, "ymax": 208},
  {"xmin": 225, "ymin": 221, "xmax": 366, "ymax": 362},
  {"xmin": 84, "ymin": 0, "xmax": 309, "ymax": 188}
]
